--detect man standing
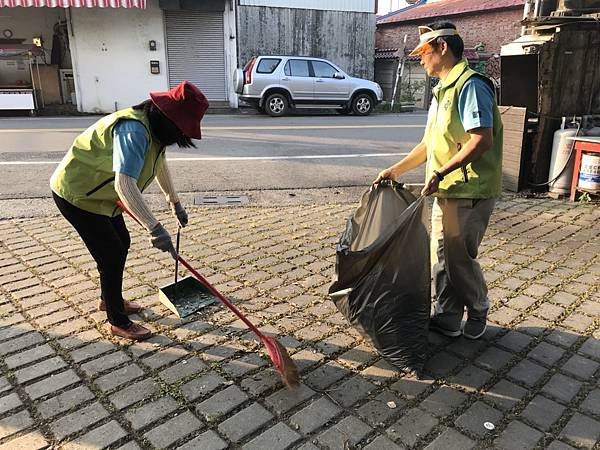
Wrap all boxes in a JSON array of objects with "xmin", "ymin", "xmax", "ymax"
[{"xmin": 374, "ymin": 22, "xmax": 503, "ymax": 339}]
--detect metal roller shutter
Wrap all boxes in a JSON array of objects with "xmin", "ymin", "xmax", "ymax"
[{"xmin": 165, "ymin": 10, "xmax": 227, "ymax": 101}]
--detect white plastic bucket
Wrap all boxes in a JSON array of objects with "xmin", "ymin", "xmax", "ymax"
[{"xmin": 578, "ymin": 152, "xmax": 600, "ymax": 191}]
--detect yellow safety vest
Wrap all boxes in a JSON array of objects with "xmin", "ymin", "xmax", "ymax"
[
  {"xmin": 50, "ymin": 108, "xmax": 165, "ymax": 217},
  {"xmin": 423, "ymin": 59, "xmax": 503, "ymax": 198}
]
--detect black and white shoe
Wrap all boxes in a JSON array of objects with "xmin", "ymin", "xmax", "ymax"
[
  {"xmin": 429, "ymin": 316, "xmax": 462, "ymax": 338},
  {"xmin": 463, "ymin": 318, "xmax": 487, "ymax": 340}
]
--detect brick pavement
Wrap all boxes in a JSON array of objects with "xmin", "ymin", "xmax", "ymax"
[{"xmin": 0, "ymin": 195, "xmax": 598, "ymax": 449}]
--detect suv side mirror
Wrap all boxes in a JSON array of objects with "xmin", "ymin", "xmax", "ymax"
[{"xmin": 333, "ymin": 72, "xmax": 345, "ymax": 80}]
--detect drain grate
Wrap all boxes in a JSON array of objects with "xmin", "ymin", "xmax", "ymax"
[{"xmin": 194, "ymin": 195, "xmax": 249, "ymax": 206}]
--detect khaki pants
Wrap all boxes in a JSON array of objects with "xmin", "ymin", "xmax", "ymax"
[{"xmin": 431, "ymin": 197, "xmax": 496, "ymax": 326}]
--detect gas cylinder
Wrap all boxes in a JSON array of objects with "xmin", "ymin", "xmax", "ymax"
[{"xmin": 548, "ymin": 118, "xmax": 578, "ymax": 194}]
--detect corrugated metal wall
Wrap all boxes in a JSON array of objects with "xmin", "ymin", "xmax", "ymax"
[
  {"xmin": 165, "ymin": 10, "xmax": 227, "ymax": 100},
  {"xmin": 374, "ymin": 59, "xmax": 398, "ymax": 101},
  {"xmin": 237, "ymin": 6, "xmax": 376, "ymax": 79},
  {"xmin": 239, "ymin": 0, "xmax": 374, "ymax": 13}
]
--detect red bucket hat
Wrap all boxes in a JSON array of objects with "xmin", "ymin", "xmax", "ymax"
[{"xmin": 149, "ymin": 81, "xmax": 209, "ymax": 140}]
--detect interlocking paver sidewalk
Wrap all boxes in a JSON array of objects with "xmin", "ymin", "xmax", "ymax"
[{"xmin": 0, "ymin": 195, "xmax": 598, "ymax": 449}]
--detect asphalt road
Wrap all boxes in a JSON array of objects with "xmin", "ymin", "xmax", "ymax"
[{"xmin": 0, "ymin": 112, "xmax": 427, "ymax": 201}]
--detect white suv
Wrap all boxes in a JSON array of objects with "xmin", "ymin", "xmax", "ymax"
[{"xmin": 234, "ymin": 56, "xmax": 384, "ymax": 116}]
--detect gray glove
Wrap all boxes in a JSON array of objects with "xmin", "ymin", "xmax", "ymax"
[
  {"xmin": 171, "ymin": 202, "xmax": 188, "ymax": 228},
  {"xmin": 149, "ymin": 223, "xmax": 177, "ymax": 260}
]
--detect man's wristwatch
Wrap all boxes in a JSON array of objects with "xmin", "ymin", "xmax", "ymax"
[{"xmin": 433, "ymin": 170, "xmax": 444, "ymax": 181}]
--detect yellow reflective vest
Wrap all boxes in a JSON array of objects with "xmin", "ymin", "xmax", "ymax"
[
  {"xmin": 423, "ymin": 59, "xmax": 503, "ymax": 199},
  {"xmin": 50, "ymin": 108, "xmax": 165, "ymax": 217}
]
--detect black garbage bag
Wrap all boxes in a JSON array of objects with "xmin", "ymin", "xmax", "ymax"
[{"xmin": 329, "ymin": 181, "xmax": 430, "ymax": 374}]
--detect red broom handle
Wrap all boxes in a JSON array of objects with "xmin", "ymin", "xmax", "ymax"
[
  {"xmin": 116, "ymin": 201, "xmax": 266, "ymax": 339},
  {"xmin": 175, "ymin": 255, "xmax": 265, "ymax": 338}
]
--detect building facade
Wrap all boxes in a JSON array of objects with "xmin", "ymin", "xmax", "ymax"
[
  {"xmin": 377, "ymin": 0, "xmax": 525, "ymax": 52},
  {"xmin": 1, "ymin": 0, "xmax": 376, "ymax": 113},
  {"xmin": 374, "ymin": 0, "xmax": 524, "ymax": 107},
  {"xmin": 237, "ymin": 0, "xmax": 376, "ymax": 80}
]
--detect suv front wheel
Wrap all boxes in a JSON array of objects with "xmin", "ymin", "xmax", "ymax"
[
  {"xmin": 351, "ymin": 93, "xmax": 374, "ymax": 116},
  {"xmin": 264, "ymin": 93, "xmax": 288, "ymax": 117}
]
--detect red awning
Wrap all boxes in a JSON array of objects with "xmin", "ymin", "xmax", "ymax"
[{"xmin": 0, "ymin": 0, "xmax": 146, "ymax": 7}]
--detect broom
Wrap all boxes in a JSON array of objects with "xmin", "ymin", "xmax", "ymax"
[{"xmin": 117, "ymin": 201, "xmax": 299, "ymax": 388}]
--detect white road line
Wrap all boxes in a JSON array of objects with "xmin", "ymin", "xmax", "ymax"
[
  {"xmin": 0, "ymin": 124, "xmax": 425, "ymax": 133},
  {"xmin": 0, "ymin": 116, "xmax": 103, "ymax": 120},
  {"xmin": 210, "ymin": 125, "xmax": 424, "ymax": 130},
  {"xmin": 168, "ymin": 153, "xmax": 410, "ymax": 161},
  {"xmin": 0, "ymin": 152, "xmax": 410, "ymax": 166},
  {"xmin": 0, "ymin": 129, "xmax": 85, "ymax": 133}
]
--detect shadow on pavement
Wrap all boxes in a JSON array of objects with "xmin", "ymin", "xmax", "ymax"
[{"xmin": 0, "ymin": 302, "xmax": 598, "ymax": 449}]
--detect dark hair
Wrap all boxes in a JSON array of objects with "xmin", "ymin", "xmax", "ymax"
[
  {"xmin": 132, "ymin": 99, "xmax": 195, "ymax": 148},
  {"xmin": 427, "ymin": 21, "xmax": 464, "ymax": 60}
]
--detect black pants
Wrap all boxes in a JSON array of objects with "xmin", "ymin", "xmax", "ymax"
[{"xmin": 53, "ymin": 192, "xmax": 131, "ymax": 327}]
